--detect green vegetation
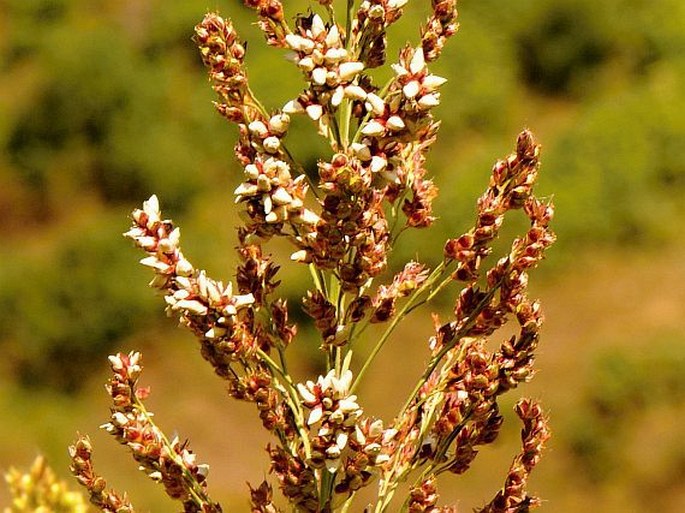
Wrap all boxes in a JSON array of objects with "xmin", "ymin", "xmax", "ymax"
[{"xmin": 1, "ymin": 0, "xmax": 684, "ymax": 511}]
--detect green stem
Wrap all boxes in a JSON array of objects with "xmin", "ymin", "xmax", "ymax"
[
  {"xmin": 132, "ymin": 396, "xmax": 215, "ymax": 509},
  {"xmin": 339, "ymin": 99, "xmax": 353, "ymax": 149},
  {"xmin": 397, "ymin": 278, "xmax": 504, "ymax": 417},
  {"xmin": 350, "ymin": 262, "xmax": 445, "ymax": 393},
  {"xmin": 256, "ymin": 349, "xmax": 312, "ymax": 458},
  {"xmin": 345, "ymin": 0, "xmax": 355, "ymax": 50}
]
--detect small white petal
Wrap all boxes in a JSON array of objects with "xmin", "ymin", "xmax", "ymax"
[
  {"xmin": 174, "ymin": 299, "xmax": 208, "ymax": 316},
  {"xmin": 175, "ymin": 258, "xmax": 194, "ymax": 277},
  {"xmin": 205, "ymin": 326, "xmax": 227, "ymax": 339},
  {"xmin": 244, "ymin": 163, "xmax": 260, "ymax": 179},
  {"xmin": 256, "ymin": 174, "xmax": 272, "ymax": 192},
  {"xmin": 418, "ymin": 93, "xmax": 441, "ymax": 109},
  {"xmin": 269, "ymin": 113, "xmax": 290, "ymax": 134},
  {"xmin": 283, "ymin": 99, "xmax": 305, "ymax": 114},
  {"xmin": 233, "ymin": 293, "xmax": 255, "ymax": 308},
  {"xmin": 139, "ymin": 256, "xmax": 169, "ymax": 272},
  {"xmin": 295, "ymin": 208, "xmax": 321, "ymax": 225},
  {"xmin": 234, "ymin": 182, "xmax": 258, "ymax": 198},
  {"xmin": 391, "ymin": 63, "xmax": 408, "ymax": 77},
  {"xmin": 312, "ymin": 67, "xmax": 327, "ymax": 85},
  {"xmin": 311, "ymin": 15, "xmax": 325, "ymax": 39},
  {"xmin": 263, "ymin": 194, "xmax": 273, "ymax": 215},
  {"xmin": 361, "ymin": 119, "xmax": 385, "ymax": 136},
  {"xmin": 344, "ymin": 85, "xmax": 367, "ymax": 100},
  {"xmin": 290, "ymin": 249, "xmax": 309, "ymax": 262},
  {"xmin": 263, "ymin": 136, "xmax": 281, "ymax": 154},
  {"xmin": 338, "ymin": 397, "xmax": 360, "ymax": 413},
  {"xmin": 112, "ymin": 412, "xmax": 129, "ymax": 427},
  {"xmin": 144, "ymin": 195, "xmax": 160, "ymax": 216},
  {"xmin": 297, "ymin": 56, "xmax": 315, "ymax": 72},
  {"xmin": 409, "ymin": 48, "xmax": 425, "ymax": 75},
  {"xmin": 336, "ymin": 432, "xmax": 349, "ymax": 450},
  {"xmin": 402, "ymin": 80, "xmax": 420, "ymax": 99},
  {"xmin": 297, "ymin": 383, "xmax": 317, "ymax": 403},
  {"xmin": 248, "ymin": 120, "xmax": 268, "ymax": 137},
  {"xmin": 365, "ymin": 93, "xmax": 385, "ymax": 116},
  {"xmin": 326, "ymin": 445, "xmax": 341, "ymax": 459},
  {"xmin": 350, "ymin": 142, "xmax": 371, "ymax": 161},
  {"xmin": 370, "ymin": 155, "xmax": 387, "ymax": 173},
  {"xmin": 307, "ymin": 405, "xmax": 324, "ymax": 425},
  {"xmin": 285, "ymin": 34, "xmax": 313, "ymax": 53},
  {"xmin": 331, "ymin": 86, "xmax": 344, "ymax": 107},
  {"xmin": 133, "ymin": 235, "xmax": 156, "ymax": 250},
  {"xmin": 271, "ymin": 187, "xmax": 293, "ymax": 205},
  {"xmin": 325, "ymin": 47, "xmax": 347, "ymax": 63},
  {"xmin": 338, "ymin": 61, "xmax": 365, "ymax": 81},
  {"xmin": 386, "ymin": 115, "xmax": 406, "ymax": 131},
  {"xmin": 306, "ymin": 104, "xmax": 323, "ymax": 121},
  {"xmin": 326, "ymin": 24, "xmax": 341, "ymax": 47},
  {"xmin": 422, "ymin": 74, "xmax": 448, "ymax": 90}
]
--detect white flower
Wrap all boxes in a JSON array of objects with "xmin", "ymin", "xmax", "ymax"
[
  {"xmin": 361, "ymin": 119, "xmax": 386, "ymax": 136},
  {"xmin": 422, "ymin": 74, "xmax": 448, "ymax": 90},
  {"xmin": 386, "ymin": 115, "xmax": 406, "ymax": 131},
  {"xmin": 312, "ymin": 67, "xmax": 327, "ymax": 85},
  {"xmin": 402, "ymin": 80, "xmax": 420, "ymax": 99},
  {"xmin": 409, "ymin": 48, "xmax": 426, "ymax": 75},
  {"xmin": 365, "ymin": 93, "xmax": 386, "ymax": 116},
  {"xmin": 338, "ymin": 61, "xmax": 365, "ymax": 81}
]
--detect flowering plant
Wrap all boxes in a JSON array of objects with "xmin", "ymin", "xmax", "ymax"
[{"xmin": 34, "ymin": 1, "xmax": 555, "ymax": 512}]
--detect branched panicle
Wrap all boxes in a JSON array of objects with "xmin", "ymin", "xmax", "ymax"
[
  {"xmin": 249, "ymin": 480, "xmax": 282, "ymax": 513},
  {"xmin": 353, "ymin": 0, "xmax": 408, "ymax": 69},
  {"xmin": 371, "ymin": 261, "xmax": 428, "ymax": 323},
  {"xmin": 268, "ymin": 445, "xmax": 319, "ymax": 512},
  {"xmin": 194, "ymin": 14, "xmax": 250, "ymax": 121},
  {"xmin": 407, "ymin": 476, "xmax": 457, "ymax": 513},
  {"xmin": 5, "ymin": 455, "xmax": 90, "ymax": 513},
  {"xmin": 422, "ymin": 0, "xmax": 459, "ymax": 62},
  {"xmin": 69, "ymin": 436, "xmax": 136, "ymax": 513},
  {"xmin": 243, "ymin": 0, "xmax": 289, "ymax": 47},
  {"xmin": 475, "ymin": 400, "xmax": 550, "ymax": 513},
  {"xmin": 99, "ymin": 352, "xmax": 223, "ymax": 513},
  {"xmin": 68, "ymin": 3, "xmax": 555, "ymax": 513}
]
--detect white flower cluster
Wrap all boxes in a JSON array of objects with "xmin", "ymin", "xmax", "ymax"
[
  {"xmin": 350, "ymin": 47, "xmax": 447, "ymax": 183},
  {"xmin": 234, "ymin": 154, "xmax": 319, "ymax": 227},
  {"xmin": 284, "ymin": 14, "xmax": 366, "ymax": 121},
  {"xmin": 297, "ymin": 369, "xmax": 364, "ymax": 472},
  {"xmin": 126, "ymin": 195, "xmax": 255, "ymax": 334}
]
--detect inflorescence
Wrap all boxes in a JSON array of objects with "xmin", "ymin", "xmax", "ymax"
[{"xmin": 63, "ymin": 1, "xmax": 555, "ymax": 512}]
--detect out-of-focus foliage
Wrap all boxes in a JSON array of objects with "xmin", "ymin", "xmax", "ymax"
[
  {"xmin": 568, "ymin": 339, "xmax": 685, "ymax": 505},
  {"xmin": 0, "ymin": 214, "xmax": 157, "ymax": 391},
  {"xmin": 4, "ymin": 456, "xmax": 88, "ymax": 513},
  {"xmin": 545, "ymin": 70, "xmax": 685, "ymax": 247}
]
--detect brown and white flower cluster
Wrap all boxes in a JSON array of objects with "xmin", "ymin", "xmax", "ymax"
[
  {"xmin": 196, "ymin": 13, "xmax": 320, "ymax": 241},
  {"xmin": 97, "ymin": 352, "xmax": 221, "ymax": 513},
  {"xmin": 284, "ymin": 14, "xmax": 366, "ymax": 125},
  {"xmin": 69, "ymin": 2, "xmax": 555, "ymax": 513},
  {"xmin": 297, "ymin": 369, "xmax": 392, "ymax": 499}
]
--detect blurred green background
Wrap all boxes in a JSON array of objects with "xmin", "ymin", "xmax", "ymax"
[{"xmin": 1, "ymin": 0, "xmax": 684, "ymax": 511}]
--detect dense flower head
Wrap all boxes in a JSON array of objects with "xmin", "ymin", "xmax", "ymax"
[{"xmin": 67, "ymin": 3, "xmax": 555, "ymax": 513}]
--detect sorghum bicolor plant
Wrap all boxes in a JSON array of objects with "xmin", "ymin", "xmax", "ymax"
[{"xmin": 66, "ymin": 1, "xmax": 555, "ymax": 512}]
